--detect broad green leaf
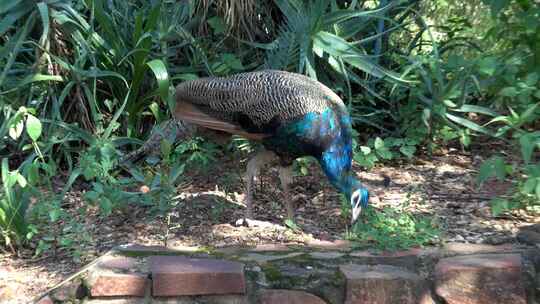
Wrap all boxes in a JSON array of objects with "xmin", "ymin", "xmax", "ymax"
[
  {"xmin": 525, "ymin": 73, "xmax": 539, "ymax": 86},
  {"xmin": 1, "ymin": 159, "xmax": 9, "ymax": 186},
  {"xmin": 25, "ymin": 114, "xmax": 42, "ymax": 141},
  {"xmin": 478, "ymin": 156, "xmax": 506, "ymax": 184},
  {"xmin": 62, "ymin": 168, "xmax": 82, "ymax": 195},
  {"xmin": 443, "ymin": 99, "xmax": 457, "ymax": 108},
  {"xmin": 16, "ymin": 173, "xmax": 27, "ymax": 188},
  {"xmin": 492, "ymin": 157, "xmax": 507, "ymax": 180},
  {"xmin": 284, "ymin": 218, "xmax": 299, "ymax": 230},
  {"xmin": 376, "ymin": 148, "xmax": 393, "ymax": 160},
  {"xmin": 60, "ymin": 238, "xmax": 73, "ymax": 247},
  {"xmin": 146, "ymin": 59, "xmax": 170, "ymax": 106},
  {"xmin": 16, "ymin": 74, "xmax": 64, "ymax": 88},
  {"xmin": 144, "ymin": 3, "xmax": 161, "ymax": 31},
  {"xmin": 84, "ymin": 190, "xmax": 99, "ymax": 202},
  {"xmin": 100, "ymin": 198, "xmax": 112, "ymax": 216},
  {"xmin": 518, "ymin": 103, "xmax": 539, "ymax": 125},
  {"xmin": 445, "ymin": 113, "xmax": 491, "ymax": 135},
  {"xmin": 313, "ymin": 31, "xmax": 408, "ymax": 83},
  {"xmin": 5, "ymin": 171, "xmax": 18, "ymax": 189},
  {"xmin": 127, "ymin": 167, "xmax": 145, "ymax": 183},
  {"xmin": 422, "ymin": 109, "xmax": 431, "ymax": 129},
  {"xmin": 36, "ymin": 2, "xmax": 49, "ymax": 46},
  {"xmin": 360, "ymin": 146, "xmax": 371, "ymax": 154},
  {"xmin": 374, "ymin": 137, "xmax": 385, "ymax": 150},
  {"xmin": 499, "ymin": 87, "xmax": 518, "ymax": 97},
  {"xmin": 222, "ymin": 53, "xmax": 244, "ymax": 70},
  {"xmin": 80, "ymin": 69, "xmax": 128, "ymax": 88},
  {"xmin": 490, "ymin": 198, "xmax": 510, "ymax": 216},
  {"xmin": 523, "ymin": 178, "xmax": 537, "ymax": 194},
  {"xmin": 399, "ymin": 145, "xmax": 416, "ymax": 158},
  {"xmin": 477, "ymin": 56, "xmax": 498, "ymax": 76},
  {"xmin": 451, "ymin": 105, "xmax": 499, "ymax": 117},
  {"xmin": 478, "ymin": 159, "xmax": 492, "ymax": 184},
  {"xmin": 148, "ymin": 102, "xmax": 162, "ymax": 122},
  {"xmin": 133, "ymin": 10, "xmax": 144, "ymax": 44},
  {"xmin": 26, "ymin": 163, "xmax": 39, "ymax": 185},
  {"xmin": 519, "ymin": 132, "xmax": 540, "ymax": 163}
]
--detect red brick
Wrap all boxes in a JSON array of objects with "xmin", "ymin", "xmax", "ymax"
[
  {"xmin": 435, "ymin": 254, "xmax": 526, "ymax": 304},
  {"xmin": 340, "ymin": 264, "xmax": 434, "ymax": 304},
  {"xmin": 349, "ymin": 247, "xmax": 427, "ymax": 258},
  {"xmin": 260, "ymin": 290, "xmax": 327, "ymax": 304},
  {"xmin": 98, "ymin": 256, "xmax": 139, "ymax": 270},
  {"xmin": 149, "ymin": 256, "xmax": 245, "ymax": 296},
  {"xmin": 442, "ymin": 243, "xmax": 515, "ymax": 256},
  {"xmin": 307, "ymin": 239, "xmax": 352, "ymax": 251},
  {"xmin": 252, "ymin": 244, "xmax": 291, "ymax": 252},
  {"xmin": 90, "ymin": 273, "xmax": 149, "ymax": 297}
]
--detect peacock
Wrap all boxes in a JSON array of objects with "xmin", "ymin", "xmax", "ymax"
[{"xmin": 123, "ymin": 70, "xmax": 370, "ymax": 225}]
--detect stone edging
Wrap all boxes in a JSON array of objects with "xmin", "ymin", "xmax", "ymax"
[{"xmin": 35, "ymin": 242, "xmax": 539, "ymax": 304}]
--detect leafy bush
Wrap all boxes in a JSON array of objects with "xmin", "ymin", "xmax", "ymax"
[
  {"xmin": 472, "ymin": 0, "xmax": 540, "ymax": 215},
  {"xmin": 0, "ymin": 159, "xmax": 32, "ymax": 250},
  {"xmin": 354, "ymin": 136, "xmax": 418, "ymax": 169},
  {"xmin": 348, "ymin": 205, "xmax": 440, "ymax": 251},
  {"xmin": 478, "ymin": 104, "xmax": 540, "ymax": 215}
]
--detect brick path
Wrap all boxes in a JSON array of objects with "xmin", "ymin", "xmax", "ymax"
[{"xmin": 36, "ymin": 242, "xmax": 537, "ymax": 304}]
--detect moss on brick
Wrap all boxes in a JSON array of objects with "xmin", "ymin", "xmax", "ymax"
[{"xmin": 262, "ymin": 264, "xmax": 284, "ymax": 283}]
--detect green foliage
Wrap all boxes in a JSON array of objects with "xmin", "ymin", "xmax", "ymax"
[
  {"xmin": 353, "ymin": 136, "xmax": 418, "ymax": 169},
  {"xmin": 0, "ymin": 159, "xmax": 31, "ymax": 249},
  {"xmin": 175, "ymin": 137, "xmax": 219, "ymax": 172},
  {"xmin": 477, "ymin": 104, "xmax": 540, "ymax": 215},
  {"xmin": 348, "ymin": 205, "xmax": 440, "ymax": 251},
  {"xmin": 263, "ymin": 0, "xmax": 410, "ymax": 101}
]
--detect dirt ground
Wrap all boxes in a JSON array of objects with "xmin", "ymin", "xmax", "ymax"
[{"xmin": 1, "ymin": 147, "xmax": 539, "ymax": 303}]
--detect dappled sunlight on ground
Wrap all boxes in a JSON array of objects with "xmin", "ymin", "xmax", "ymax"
[{"xmin": 1, "ymin": 150, "xmax": 538, "ymax": 303}]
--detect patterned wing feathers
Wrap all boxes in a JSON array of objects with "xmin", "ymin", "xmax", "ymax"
[{"xmin": 174, "ymin": 101, "xmax": 268, "ymax": 140}]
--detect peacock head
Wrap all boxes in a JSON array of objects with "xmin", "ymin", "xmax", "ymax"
[
  {"xmin": 347, "ymin": 176, "xmax": 369, "ymax": 225},
  {"xmin": 318, "ymin": 150, "xmax": 369, "ymax": 224}
]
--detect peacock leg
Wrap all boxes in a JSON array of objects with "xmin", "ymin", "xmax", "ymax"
[
  {"xmin": 237, "ymin": 150, "xmax": 276, "ymax": 226},
  {"xmin": 278, "ymin": 165, "xmax": 295, "ymax": 221}
]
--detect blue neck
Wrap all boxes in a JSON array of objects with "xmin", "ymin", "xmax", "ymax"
[
  {"xmin": 319, "ymin": 152, "xmax": 359, "ymax": 199},
  {"xmin": 316, "ymin": 109, "xmax": 359, "ymax": 198}
]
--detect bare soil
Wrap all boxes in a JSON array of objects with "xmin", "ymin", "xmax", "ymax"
[{"xmin": 1, "ymin": 148, "xmax": 538, "ymax": 303}]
